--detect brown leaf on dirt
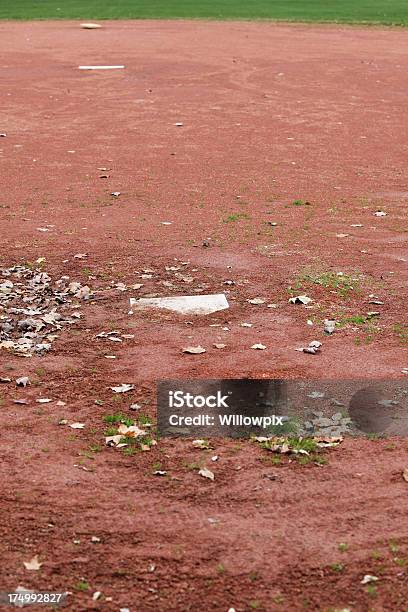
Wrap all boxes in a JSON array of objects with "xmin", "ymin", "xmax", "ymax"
[
  {"xmin": 299, "ymin": 340, "xmax": 322, "ymax": 355},
  {"xmin": 289, "ymin": 295, "xmax": 312, "ymax": 305},
  {"xmin": 361, "ymin": 574, "xmax": 378, "ymax": 584},
  {"xmin": 314, "ymin": 437, "xmax": 343, "ymax": 448},
  {"xmin": 182, "ymin": 346, "xmax": 206, "ymax": 354},
  {"xmin": 105, "ymin": 435, "xmax": 125, "ymax": 447},
  {"xmin": 23, "ymin": 555, "xmax": 42, "ymax": 571},
  {"xmin": 69, "ymin": 422, "xmax": 85, "ymax": 429},
  {"xmin": 323, "ymin": 319, "xmax": 336, "ymax": 334},
  {"xmin": 117, "ymin": 423, "xmax": 145, "ymax": 437},
  {"xmin": 110, "ymin": 384, "xmax": 134, "ymax": 393},
  {"xmin": 193, "ymin": 439, "xmax": 211, "ymax": 449},
  {"xmin": 199, "ymin": 467, "xmax": 215, "ymax": 481},
  {"xmin": 402, "ymin": 467, "xmax": 408, "ymax": 482}
]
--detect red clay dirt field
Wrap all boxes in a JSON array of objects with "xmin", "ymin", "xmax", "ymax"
[{"xmin": 0, "ymin": 20, "xmax": 407, "ymax": 612}]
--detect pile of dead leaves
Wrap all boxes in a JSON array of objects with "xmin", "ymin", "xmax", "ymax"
[{"xmin": 0, "ymin": 264, "xmax": 92, "ymax": 357}]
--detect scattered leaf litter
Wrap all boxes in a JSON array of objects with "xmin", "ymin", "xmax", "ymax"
[{"xmin": 254, "ymin": 436, "xmax": 342, "ymax": 453}]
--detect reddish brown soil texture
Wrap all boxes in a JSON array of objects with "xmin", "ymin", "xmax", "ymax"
[{"xmin": 0, "ymin": 21, "xmax": 407, "ymax": 611}]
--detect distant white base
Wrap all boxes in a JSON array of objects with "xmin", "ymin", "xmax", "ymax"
[
  {"xmin": 78, "ymin": 65, "xmax": 125, "ymax": 70},
  {"xmin": 130, "ymin": 294, "xmax": 229, "ymax": 315}
]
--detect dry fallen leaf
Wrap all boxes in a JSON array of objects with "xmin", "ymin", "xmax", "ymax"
[
  {"xmin": 105, "ymin": 434, "xmax": 125, "ymax": 447},
  {"xmin": 199, "ymin": 467, "xmax": 215, "ymax": 481},
  {"xmin": 69, "ymin": 422, "xmax": 85, "ymax": 429},
  {"xmin": 289, "ymin": 295, "xmax": 312, "ymax": 305},
  {"xmin": 117, "ymin": 423, "xmax": 145, "ymax": 437},
  {"xmin": 323, "ymin": 319, "xmax": 336, "ymax": 334},
  {"xmin": 251, "ymin": 343, "xmax": 266, "ymax": 350},
  {"xmin": 193, "ymin": 439, "xmax": 211, "ymax": 450},
  {"xmin": 23, "ymin": 555, "xmax": 42, "ymax": 571},
  {"xmin": 182, "ymin": 346, "xmax": 206, "ymax": 354},
  {"xmin": 402, "ymin": 467, "xmax": 408, "ymax": 482},
  {"xmin": 361, "ymin": 574, "xmax": 378, "ymax": 584},
  {"xmin": 300, "ymin": 340, "xmax": 322, "ymax": 355},
  {"xmin": 110, "ymin": 384, "xmax": 134, "ymax": 393}
]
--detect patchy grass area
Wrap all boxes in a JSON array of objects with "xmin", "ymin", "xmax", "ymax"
[
  {"xmin": 288, "ymin": 269, "xmax": 362, "ymax": 298},
  {"xmin": 1, "ymin": 0, "xmax": 408, "ymax": 24}
]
